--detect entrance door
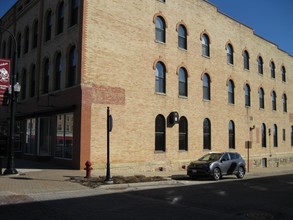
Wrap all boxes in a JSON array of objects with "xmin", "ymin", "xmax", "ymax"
[{"xmin": 38, "ymin": 117, "xmax": 50, "ymax": 156}]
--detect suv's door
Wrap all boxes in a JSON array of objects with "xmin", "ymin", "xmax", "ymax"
[
  {"xmin": 227, "ymin": 153, "xmax": 238, "ymax": 174},
  {"xmin": 219, "ymin": 153, "xmax": 231, "ymax": 175}
]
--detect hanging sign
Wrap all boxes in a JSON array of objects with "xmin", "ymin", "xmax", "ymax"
[{"xmin": 0, "ymin": 59, "xmax": 10, "ymax": 106}]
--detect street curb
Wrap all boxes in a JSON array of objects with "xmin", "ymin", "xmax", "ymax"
[{"xmin": 99, "ymin": 179, "xmax": 180, "ymax": 190}]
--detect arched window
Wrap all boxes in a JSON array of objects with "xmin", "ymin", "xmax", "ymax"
[
  {"xmin": 203, "ymin": 73, "xmax": 211, "ymax": 100},
  {"xmin": 30, "ymin": 64, "xmax": 36, "ymax": 97},
  {"xmin": 32, "ymin": 20, "xmax": 38, "ymax": 49},
  {"xmin": 272, "ymin": 91, "xmax": 277, "ymax": 111},
  {"xmin": 8, "ymin": 36, "xmax": 12, "ymax": 58},
  {"xmin": 261, "ymin": 123, "xmax": 266, "ymax": 148},
  {"xmin": 24, "ymin": 26, "xmax": 29, "ymax": 54},
  {"xmin": 155, "ymin": 16, "xmax": 166, "ymax": 43},
  {"xmin": 178, "ymin": 24, "xmax": 187, "ymax": 49},
  {"xmin": 282, "ymin": 94, "xmax": 287, "ymax": 113},
  {"xmin": 1, "ymin": 41, "xmax": 6, "ymax": 58},
  {"xmin": 155, "ymin": 115, "xmax": 166, "ymax": 151},
  {"xmin": 179, "ymin": 116, "xmax": 188, "ymax": 151},
  {"xmin": 258, "ymin": 56, "xmax": 263, "ymax": 74},
  {"xmin": 203, "ymin": 118, "xmax": 211, "ymax": 150},
  {"xmin": 57, "ymin": 1, "xmax": 64, "ymax": 35},
  {"xmin": 259, "ymin": 87, "xmax": 265, "ymax": 109},
  {"xmin": 70, "ymin": 0, "xmax": 79, "ymax": 27},
  {"xmin": 227, "ymin": 44, "xmax": 233, "ymax": 64},
  {"xmin": 281, "ymin": 66, "xmax": 286, "ymax": 82},
  {"xmin": 228, "ymin": 80, "xmax": 234, "ymax": 104},
  {"xmin": 228, "ymin": 120, "xmax": 235, "ymax": 149},
  {"xmin": 273, "ymin": 124, "xmax": 278, "ymax": 147},
  {"xmin": 202, "ymin": 34, "xmax": 210, "ymax": 57},
  {"xmin": 43, "ymin": 58, "xmax": 50, "ymax": 94},
  {"xmin": 17, "ymin": 33, "xmax": 21, "ymax": 58},
  {"xmin": 54, "ymin": 53, "xmax": 62, "ymax": 90},
  {"xmin": 68, "ymin": 45, "xmax": 77, "ymax": 87},
  {"xmin": 155, "ymin": 61, "xmax": 166, "ymax": 93},
  {"xmin": 244, "ymin": 84, "xmax": 251, "ymax": 107},
  {"xmin": 45, "ymin": 10, "xmax": 52, "ymax": 41},
  {"xmin": 243, "ymin": 50, "xmax": 249, "ymax": 70},
  {"xmin": 178, "ymin": 67, "xmax": 187, "ymax": 97},
  {"xmin": 21, "ymin": 69, "xmax": 27, "ymax": 100},
  {"xmin": 270, "ymin": 61, "xmax": 275, "ymax": 78}
]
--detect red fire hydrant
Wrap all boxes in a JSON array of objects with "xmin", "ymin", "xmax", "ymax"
[{"xmin": 84, "ymin": 160, "xmax": 93, "ymax": 178}]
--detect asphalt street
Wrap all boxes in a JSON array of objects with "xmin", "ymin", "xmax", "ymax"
[{"xmin": 1, "ymin": 173, "xmax": 293, "ymax": 220}]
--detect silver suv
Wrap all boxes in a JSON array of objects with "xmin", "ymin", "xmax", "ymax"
[{"xmin": 187, "ymin": 152, "xmax": 246, "ymax": 180}]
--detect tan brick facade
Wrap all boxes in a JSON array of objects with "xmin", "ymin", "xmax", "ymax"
[
  {"xmin": 1, "ymin": 0, "xmax": 292, "ymax": 171},
  {"xmin": 83, "ymin": 0, "xmax": 293, "ymax": 171}
]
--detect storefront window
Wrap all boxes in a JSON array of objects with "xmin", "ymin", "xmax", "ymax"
[
  {"xmin": 55, "ymin": 113, "xmax": 73, "ymax": 159},
  {"xmin": 25, "ymin": 118, "xmax": 36, "ymax": 154}
]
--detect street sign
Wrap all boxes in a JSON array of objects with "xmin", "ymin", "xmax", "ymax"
[{"xmin": 245, "ymin": 141, "xmax": 252, "ymax": 149}]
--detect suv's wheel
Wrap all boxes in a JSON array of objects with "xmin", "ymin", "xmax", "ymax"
[
  {"xmin": 236, "ymin": 166, "xmax": 245, "ymax": 179},
  {"xmin": 212, "ymin": 168, "xmax": 221, "ymax": 180}
]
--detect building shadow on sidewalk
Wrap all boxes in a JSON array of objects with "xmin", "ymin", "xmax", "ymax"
[{"xmin": 1, "ymin": 157, "xmax": 69, "ymax": 171}]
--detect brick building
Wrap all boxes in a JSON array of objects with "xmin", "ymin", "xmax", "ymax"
[{"xmin": 0, "ymin": 0, "xmax": 292, "ymax": 171}]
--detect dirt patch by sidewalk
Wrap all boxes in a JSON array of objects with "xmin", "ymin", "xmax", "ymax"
[{"xmin": 69, "ymin": 175, "xmax": 166, "ymax": 188}]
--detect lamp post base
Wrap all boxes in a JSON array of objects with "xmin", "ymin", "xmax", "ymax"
[
  {"xmin": 3, "ymin": 168, "xmax": 18, "ymax": 175},
  {"xmin": 104, "ymin": 177, "xmax": 113, "ymax": 184}
]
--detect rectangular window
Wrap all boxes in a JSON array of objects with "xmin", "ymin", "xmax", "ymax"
[
  {"xmin": 55, "ymin": 113, "xmax": 73, "ymax": 159},
  {"xmin": 283, "ymin": 129, "xmax": 286, "ymax": 142}
]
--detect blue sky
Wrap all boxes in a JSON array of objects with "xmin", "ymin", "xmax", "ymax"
[
  {"xmin": 1, "ymin": 0, "xmax": 293, "ymax": 56},
  {"xmin": 0, "ymin": 0, "xmax": 17, "ymax": 17},
  {"xmin": 207, "ymin": 0, "xmax": 293, "ymax": 56}
]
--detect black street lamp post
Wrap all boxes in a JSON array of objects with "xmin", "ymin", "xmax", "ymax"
[
  {"xmin": 105, "ymin": 107, "xmax": 113, "ymax": 183},
  {"xmin": 0, "ymin": 26, "xmax": 19, "ymax": 175}
]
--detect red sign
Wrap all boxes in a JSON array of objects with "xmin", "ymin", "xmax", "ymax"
[{"xmin": 0, "ymin": 59, "xmax": 10, "ymax": 106}]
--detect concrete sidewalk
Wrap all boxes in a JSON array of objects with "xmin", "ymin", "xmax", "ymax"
[{"xmin": 0, "ymin": 159, "xmax": 293, "ymax": 205}]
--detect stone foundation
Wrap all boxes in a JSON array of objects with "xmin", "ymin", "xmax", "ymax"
[{"xmin": 252, "ymin": 156, "xmax": 293, "ymax": 168}]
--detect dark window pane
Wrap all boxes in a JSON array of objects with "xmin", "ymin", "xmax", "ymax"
[
  {"xmin": 178, "ymin": 25, "xmax": 187, "ymax": 49},
  {"xmin": 179, "ymin": 117, "xmax": 188, "ymax": 151},
  {"xmin": 155, "ymin": 17, "xmax": 165, "ymax": 43},
  {"xmin": 203, "ymin": 118, "xmax": 211, "ymax": 150},
  {"xmin": 261, "ymin": 124, "xmax": 266, "ymax": 147},
  {"xmin": 229, "ymin": 121, "xmax": 235, "ymax": 149},
  {"xmin": 244, "ymin": 51, "xmax": 249, "ymax": 70},
  {"xmin": 273, "ymin": 125, "xmax": 278, "ymax": 147},
  {"xmin": 179, "ymin": 68, "xmax": 187, "ymax": 96},
  {"xmin": 46, "ymin": 11, "xmax": 52, "ymax": 41},
  {"xmin": 155, "ymin": 115, "xmax": 165, "ymax": 151},
  {"xmin": 202, "ymin": 35, "xmax": 210, "ymax": 57},
  {"xmin": 270, "ymin": 62, "xmax": 275, "ymax": 78},
  {"xmin": 227, "ymin": 44, "xmax": 233, "ymax": 64},
  {"xmin": 203, "ymin": 74, "xmax": 210, "ymax": 100},
  {"xmin": 155, "ymin": 62, "xmax": 165, "ymax": 93}
]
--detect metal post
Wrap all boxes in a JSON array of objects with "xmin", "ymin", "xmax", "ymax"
[
  {"xmin": 247, "ymin": 144, "xmax": 249, "ymax": 173},
  {"xmin": 105, "ymin": 107, "xmax": 113, "ymax": 183},
  {"xmin": 1, "ymin": 26, "xmax": 18, "ymax": 175}
]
